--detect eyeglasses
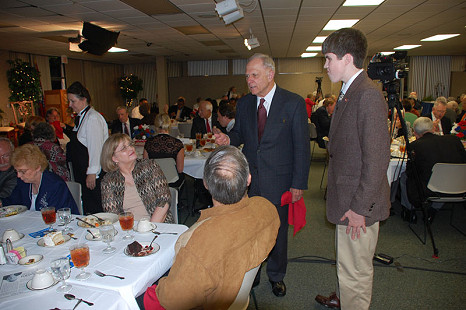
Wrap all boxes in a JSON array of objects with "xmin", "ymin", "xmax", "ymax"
[{"xmin": 114, "ymin": 142, "xmax": 135, "ymax": 154}]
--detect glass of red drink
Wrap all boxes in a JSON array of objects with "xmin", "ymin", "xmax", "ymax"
[
  {"xmin": 70, "ymin": 244, "xmax": 91, "ymax": 280},
  {"xmin": 199, "ymin": 138, "xmax": 206, "ymax": 147},
  {"xmin": 119, "ymin": 211, "xmax": 134, "ymax": 240},
  {"xmin": 41, "ymin": 207, "xmax": 56, "ymax": 230},
  {"xmin": 186, "ymin": 143, "xmax": 193, "ymax": 153}
]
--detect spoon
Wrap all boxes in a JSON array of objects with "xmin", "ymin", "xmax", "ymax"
[
  {"xmin": 64, "ymin": 294, "xmax": 94, "ymax": 307},
  {"xmin": 86, "ymin": 229, "xmax": 97, "ymax": 239},
  {"xmin": 149, "ymin": 234, "xmax": 158, "ymax": 249},
  {"xmin": 151, "ymin": 230, "xmax": 178, "ymax": 235}
]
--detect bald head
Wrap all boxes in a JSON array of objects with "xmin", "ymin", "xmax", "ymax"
[{"xmin": 199, "ymin": 101, "xmax": 212, "ymax": 119}]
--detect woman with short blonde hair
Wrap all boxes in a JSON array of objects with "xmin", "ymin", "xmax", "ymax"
[{"xmin": 5, "ymin": 144, "xmax": 78, "ymax": 214}]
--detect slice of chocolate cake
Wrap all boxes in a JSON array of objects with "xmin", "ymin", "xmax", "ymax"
[{"xmin": 127, "ymin": 241, "xmax": 143, "ymax": 256}]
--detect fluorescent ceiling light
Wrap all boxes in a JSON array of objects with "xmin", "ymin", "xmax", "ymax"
[
  {"xmin": 343, "ymin": 0, "xmax": 384, "ymax": 6},
  {"xmin": 313, "ymin": 36, "xmax": 327, "ymax": 43},
  {"xmin": 301, "ymin": 53, "xmax": 318, "ymax": 58},
  {"xmin": 421, "ymin": 34, "xmax": 460, "ymax": 41},
  {"xmin": 394, "ymin": 45, "xmax": 421, "ymax": 50},
  {"xmin": 108, "ymin": 47, "xmax": 128, "ymax": 52},
  {"xmin": 323, "ymin": 20, "xmax": 359, "ymax": 30},
  {"xmin": 306, "ymin": 46, "xmax": 322, "ymax": 51},
  {"xmin": 380, "ymin": 51, "xmax": 395, "ymax": 55}
]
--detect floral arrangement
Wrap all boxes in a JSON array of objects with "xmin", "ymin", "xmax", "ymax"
[
  {"xmin": 132, "ymin": 124, "xmax": 154, "ymax": 140},
  {"xmin": 118, "ymin": 74, "xmax": 143, "ymax": 101},
  {"xmin": 451, "ymin": 120, "xmax": 466, "ymax": 139}
]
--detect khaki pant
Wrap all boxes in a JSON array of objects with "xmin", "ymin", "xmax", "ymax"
[{"xmin": 336, "ymin": 223, "xmax": 379, "ymax": 310}]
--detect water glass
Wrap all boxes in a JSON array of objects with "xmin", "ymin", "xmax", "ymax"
[
  {"xmin": 99, "ymin": 224, "xmax": 116, "ymax": 254},
  {"xmin": 50, "ymin": 257, "xmax": 72, "ymax": 292},
  {"xmin": 57, "ymin": 208, "xmax": 72, "ymax": 233}
]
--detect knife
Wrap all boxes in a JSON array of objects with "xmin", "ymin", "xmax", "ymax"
[{"xmin": 76, "ymin": 217, "xmax": 96, "ymax": 228}]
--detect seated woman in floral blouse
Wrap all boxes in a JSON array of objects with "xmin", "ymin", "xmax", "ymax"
[{"xmin": 100, "ymin": 133, "xmax": 173, "ymax": 223}]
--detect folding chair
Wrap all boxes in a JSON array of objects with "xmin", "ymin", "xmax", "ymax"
[
  {"xmin": 66, "ymin": 181, "xmax": 83, "ymax": 215},
  {"xmin": 228, "ymin": 264, "xmax": 261, "ymax": 310}
]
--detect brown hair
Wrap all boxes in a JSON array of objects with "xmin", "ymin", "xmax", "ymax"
[{"xmin": 100, "ymin": 133, "xmax": 132, "ymax": 172}]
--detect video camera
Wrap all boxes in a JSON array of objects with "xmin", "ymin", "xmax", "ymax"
[{"xmin": 367, "ymin": 51, "xmax": 408, "ymax": 82}]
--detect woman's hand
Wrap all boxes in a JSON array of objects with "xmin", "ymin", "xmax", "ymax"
[{"xmin": 86, "ymin": 174, "xmax": 96, "ymax": 190}]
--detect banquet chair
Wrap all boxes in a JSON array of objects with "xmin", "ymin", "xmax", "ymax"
[
  {"xmin": 66, "ymin": 181, "xmax": 83, "ymax": 215},
  {"xmin": 309, "ymin": 123, "xmax": 318, "ymax": 159},
  {"xmin": 409, "ymin": 163, "xmax": 466, "ymax": 257},
  {"xmin": 228, "ymin": 264, "xmax": 260, "ymax": 310},
  {"xmin": 169, "ymin": 187, "xmax": 179, "ymax": 224},
  {"xmin": 154, "ymin": 158, "xmax": 179, "ymax": 184}
]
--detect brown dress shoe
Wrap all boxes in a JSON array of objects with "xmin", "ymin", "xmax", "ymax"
[{"xmin": 315, "ymin": 292, "xmax": 340, "ymax": 309}]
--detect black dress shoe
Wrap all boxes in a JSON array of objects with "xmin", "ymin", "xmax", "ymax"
[{"xmin": 270, "ymin": 280, "xmax": 286, "ymax": 297}]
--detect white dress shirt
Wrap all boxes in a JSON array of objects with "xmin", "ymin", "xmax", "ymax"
[{"xmin": 256, "ymin": 83, "xmax": 277, "ymax": 116}]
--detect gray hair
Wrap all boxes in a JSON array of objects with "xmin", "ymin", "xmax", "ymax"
[
  {"xmin": 413, "ymin": 117, "xmax": 433, "ymax": 136},
  {"xmin": 435, "ymin": 96, "xmax": 447, "ymax": 106},
  {"xmin": 446, "ymin": 101, "xmax": 458, "ymax": 111},
  {"xmin": 0, "ymin": 137, "xmax": 14, "ymax": 152},
  {"xmin": 248, "ymin": 53, "xmax": 275, "ymax": 73},
  {"xmin": 203, "ymin": 101, "xmax": 213, "ymax": 112},
  {"xmin": 203, "ymin": 145, "xmax": 249, "ymax": 205},
  {"xmin": 116, "ymin": 106, "xmax": 128, "ymax": 113}
]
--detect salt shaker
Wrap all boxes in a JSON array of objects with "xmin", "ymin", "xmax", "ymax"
[{"xmin": 0, "ymin": 244, "xmax": 7, "ymax": 265}]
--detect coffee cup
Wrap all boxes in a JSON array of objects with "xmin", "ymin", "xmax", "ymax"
[
  {"xmin": 3, "ymin": 229, "xmax": 21, "ymax": 243},
  {"xmin": 31, "ymin": 269, "xmax": 54, "ymax": 289},
  {"xmin": 137, "ymin": 217, "xmax": 154, "ymax": 232}
]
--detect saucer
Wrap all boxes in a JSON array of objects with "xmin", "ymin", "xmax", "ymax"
[
  {"xmin": 133, "ymin": 222, "xmax": 157, "ymax": 233},
  {"xmin": 26, "ymin": 279, "xmax": 58, "ymax": 291},
  {"xmin": 19, "ymin": 254, "xmax": 43, "ymax": 266}
]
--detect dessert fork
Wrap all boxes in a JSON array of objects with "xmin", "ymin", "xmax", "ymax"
[{"xmin": 94, "ymin": 270, "xmax": 125, "ymax": 279}]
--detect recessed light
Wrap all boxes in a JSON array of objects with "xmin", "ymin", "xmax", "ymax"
[
  {"xmin": 301, "ymin": 53, "xmax": 318, "ymax": 58},
  {"xmin": 108, "ymin": 47, "xmax": 128, "ymax": 52},
  {"xmin": 313, "ymin": 36, "xmax": 327, "ymax": 43},
  {"xmin": 394, "ymin": 45, "xmax": 421, "ymax": 50},
  {"xmin": 380, "ymin": 52, "xmax": 395, "ymax": 55},
  {"xmin": 323, "ymin": 20, "xmax": 359, "ymax": 30},
  {"xmin": 306, "ymin": 46, "xmax": 322, "ymax": 51},
  {"xmin": 343, "ymin": 0, "xmax": 384, "ymax": 6},
  {"xmin": 421, "ymin": 34, "xmax": 460, "ymax": 41}
]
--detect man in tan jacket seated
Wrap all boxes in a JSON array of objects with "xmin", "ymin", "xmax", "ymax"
[{"xmin": 144, "ymin": 145, "xmax": 280, "ymax": 310}]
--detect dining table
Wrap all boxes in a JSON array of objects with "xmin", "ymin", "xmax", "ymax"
[{"xmin": 0, "ymin": 210, "xmax": 188, "ymax": 310}]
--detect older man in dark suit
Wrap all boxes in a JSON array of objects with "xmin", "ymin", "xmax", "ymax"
[
  {"xmin": 426, "ymin": 97, "xmax": 452, "ymax": 135},
  {"xmin": 190, "ymin": 101, "xmax": 224, "ymax": 139},
  {"xmin": 110, "ymin": 106, "xmax": 141, "ymax": 137},
  {"xmin": 315, "ymin": 28, "xmax": 390, "ymax": 310},
  {"xmin": 215, "ymin": 53, "xmax": 310, "ymax": 297}
]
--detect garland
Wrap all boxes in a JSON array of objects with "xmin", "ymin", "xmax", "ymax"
[
  {"xmin": 119, "ymin": 74, "xmax": 143, "ymax": 101},
  {"xmin": 6, "ymin": 59, "xmax": 42, "ymax": 102}
]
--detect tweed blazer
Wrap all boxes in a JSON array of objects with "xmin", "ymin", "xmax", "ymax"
[
  {"xmin": 101, "ymin": 159, "xmax": 173, "ymax": 223},
  {"xmin": 326, "ymin": 71, "xmax": 390, "ymax": 226},
  {"xmin": 228, "ymin": 86, "xmax": 310, "ymax": 205}
]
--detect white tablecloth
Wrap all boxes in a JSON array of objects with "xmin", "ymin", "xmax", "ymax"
[
  {"xmin": 0, "ymin": 211, "xmax": 188, "ymax": 310},
  {"xmin": 387, "ymin": 157, "xmax": 407, "ymax": 185},
  {"xmin": 183, "ymin": 154, "xmax": 207, "ymax": 179}
]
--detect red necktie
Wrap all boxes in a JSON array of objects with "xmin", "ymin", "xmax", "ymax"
[
  {"xmin": 124, "ymin": 123, "xmax": 129, "ymax": 135},
  {"xmin": 257, "ymin": 98, "xmax": 267, "ymax": 141},
  {"xmin": 206, "ymin": 119, "xmax": 211, "ymax": 133}
]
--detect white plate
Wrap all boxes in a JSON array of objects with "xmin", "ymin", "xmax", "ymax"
[
  {"xmin": 19, "ymin": 254, "xmax": 43, "ymax": 266},
  {"xmin": 26, "ymin": 279, "xmax": 58, "ymax": 291},
  {"xmin": 37, "ymin": 234, "xmax": 71, "ymax": 247},
  {"xmin": 77, "ymin": 212, "xmax": 118, "ymax": 227},
  {"xmin": 0, "ymin": 205, "xmax": 27, "ymax": 218},
  {"xmin": 124, "ymin": 242, "xmax": 160, "ymax": 257},
  {"xmin": 133, "ymin": 222, "xmax": 157, "ymax": 233},
  {"xmin": 85, "ymin": 228, "xmax": 118, "ymax": 241}
]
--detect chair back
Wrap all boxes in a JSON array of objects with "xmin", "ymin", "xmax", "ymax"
[
  {"xmin": 427, "ymin": 163, "xmax": 466, "ymax": 195},
  {"xmin": 404, "ymin": 112, "xmax": 418, "ymax": 127},
  {"xmin": 154, "ymin": 158, "xmax": 179, "ymax": 184},
  {"xmin": 169, "ymin": 187, "xmax": 178, "ymax": 224},
  {"xmin": 309, "ymin": 123, "xmax": 317, "ymax": 139},
  {"xmin": 228, "ymin": 264, "xmax": 261, "ymax": 310},
  {"xmin": 66, "ymin": 181, "xmax": 83, "ymax": 215}
]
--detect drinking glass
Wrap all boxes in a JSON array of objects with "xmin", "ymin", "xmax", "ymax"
[
  {"xmin": 57, "ymin": 208, "xmax": 72, "ymax": 233},
  {"xmin": 99, "ymin": 224, "xmax": 116, "ymax": 254},
  {"xmin": 41, "ymin": 207, "xmax": 56, "ymax": 230},
  {"xmin": 70, "ymin": 244, "xmax": 91, "ymax": 280},
  {"xmin": 119, "ymin": 211, "xmax": 134, "ymax": 240},
  {"xmin": 50, "ymin": 257, "xmax": 72, "ymax": 292}
]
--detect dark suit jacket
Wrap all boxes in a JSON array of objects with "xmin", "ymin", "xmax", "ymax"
[
  {"xmin": 169, "ymin": 106, "xmax": 193, "ymax": 120},
  {"xmin": 190, "ymin": 114, "xmax": 225, "ymax": 139},
  {"xmin": 110, "ymin": 117, "xmax": 141, "ymax": 137},
  {"xmin": 313, "ymin": 106, "xmax": 331, "ymax": 149},
  {"xmin": 228, "ymin": 86, "xmax": 310, "ymax": 206},
  {"xmin": 426, "ymin": 114, "xmax": 452, "ymax": 135},
  {"xmin": 406, "ymin": 132, "xmax": 466, "ymax": 206},
  {"xmin": 327, "ymin": 71, "xmax": 390, "ymax": 226}
]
